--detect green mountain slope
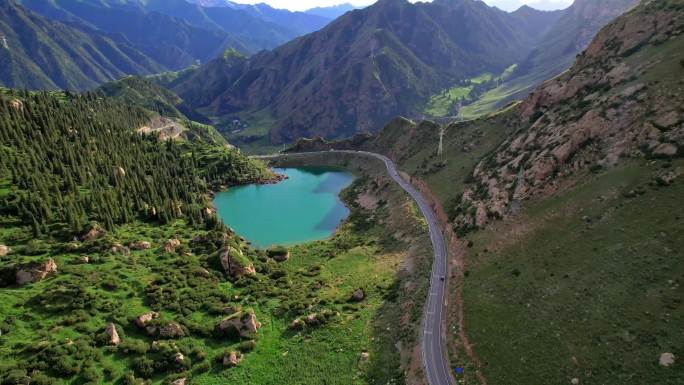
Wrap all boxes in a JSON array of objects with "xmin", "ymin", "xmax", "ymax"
[
  {"xmin": 18, "ymin": 0, "xmax": 243, "ymax": 70},
  {"xmin": 9, "ymin": 0, "xmax": 335, "ymax": 91},
  {"xmin": 21, "ymin": 0, "xmax": 332, "ymax": 56},
  {"xmin": 173, "ymin": 0, "xmax": 564, "ymax": 145},
  {"xmin": 97, "ymin": 76, "xmax": 210, "ymax": 123},
  {"xmin": 0, "ymin": 88, "xmax": 272, "ymax": 232},
  {"xmin": 96, "ymin": 76, "xmax": 227, "ymax": 145},
  {"xmin": 0, "ymin": 0, "xmax": 163, "ymax": 90}
]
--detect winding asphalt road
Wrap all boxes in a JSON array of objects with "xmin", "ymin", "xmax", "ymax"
[{"xmin": 254, "ymin": 150, "xmax": 455, "ymax": 385}]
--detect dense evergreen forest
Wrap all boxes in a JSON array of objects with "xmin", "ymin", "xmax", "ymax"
[
  {"xmin": 0, "ymin": 89, "xmax": 272, "ymax": 235},
  {"xmin": 0, "ymin": 89, "xmax": 279, "ymax": 384}
]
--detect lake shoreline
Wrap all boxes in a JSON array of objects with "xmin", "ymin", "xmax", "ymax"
[{"xmin": 212, "ymin": 166, "xmax": 355, "ymax": 248}]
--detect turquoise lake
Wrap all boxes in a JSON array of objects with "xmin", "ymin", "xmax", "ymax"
[{"xmin": 213, "ymin": 167, "xmax": 355, "ymax": 248}]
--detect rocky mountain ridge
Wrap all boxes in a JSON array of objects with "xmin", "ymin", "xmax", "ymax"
[
  {"xmin": 0, "ymin": 1, "xmax": 163, "ymax": 90},
  {"xmin": 453, "ymin": 0, "xmax": 683, "ymax": 231},
  {"xmin": 173, "ymin": 0, "xmax": 566, "ymax": 143}
]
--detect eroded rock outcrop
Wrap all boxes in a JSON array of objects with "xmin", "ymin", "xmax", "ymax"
[
  {"xmin": 137, "ymin": 116, "xmax": 187, "ymax": 141},
  {"xmin": 219, "ymin": 247, "xmax": 255, "ymax": 278},
  {"xmin": 164, "ymin": 239, "xmax": 181, "ymax": 253},
  {"xmin": 659, "ymin": 352, "xmax": 675, "ymax": 367},
  {"xmin": 15, "ymin": 259, "xmax": 57, "ymax": 285},
  {"xmin": 105, "ymin": 323, "xmax": 120, "ymax": 346},
  {"xmin": 216, "ymin": 311, "xmax": 261, "ymax": 338},
  {"xmin": 135, "ymin": 311, "xmax": 159, "ymax": 328},
  {"xmin": 81, "ymin": 224, "xmax": 106, "ymax": 241},
  {"xmin": 10, "ymin": 99, "xmax": 23, "ymax": 111},
  {"xmin": 453, "ymin": 1, "xmax": 684, "ymax": 232},
  {"xmin": 222, "ymin": 351, "xmax": 242, "ymax": 367}
]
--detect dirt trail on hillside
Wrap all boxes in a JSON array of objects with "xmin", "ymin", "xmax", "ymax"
[{"xmin": 403, "ymin": 173, "xmax": 489, "ymax": 385}]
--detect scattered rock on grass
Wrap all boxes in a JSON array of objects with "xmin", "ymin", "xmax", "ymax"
[
  {"xmin": 217, "ymin": 311, "xmax": 261, "ymax": 338},
  {"xmin": 15, "ymin": 259, "xmax": 57, "ymax": 285},
  {"xmin": 219, "ymin": 247, "xmax": 256, "ymax": 278},
  {"xmin": 350, "ymin": 288, "xmax": 365, "ymax": 302},
  {"xmin": 164, "ymin": 239, "xmax": 181, "ymax": 253},
  {"xmin": 304, "ymin": 313, "xmax": 320, "ymax": 326},
  {"xmin": 174, "ymin": 352, "xmax": 185, "ymax": 364},
  {"xmin": 171, "ymin": 378, "xmax": 186, "ymax": 385},
  {"xmin": 81, "ymin": 224, "xmax": 106, "ymax": 241},
  {"xmin": 288, "ymin": 318, "xmax": 304, "ymax": 330},
  {"xmin": 288, "ymin": 310, "xmax": 338, "ymax": 330},
  {"xmin": 160, "ymin": 322, "xmax": 185, "ymax": 339},
  {"xmin": 129, "ymin": 241, "xmax": 152, "ymax": 250},
  {"xmin": 659, "ymin": 352, "xmax": 675, "ymax": 367},
  {"xmin": 9, "ymin": 99, "xmax": 23, "ymax": 111},
  {"xmin": 223, "ymin": 351, "xmax": 242, "ymax": 367},
  {"xmin": 113, "ymin": 166, "xmax": 126, "ymax": 178},
  {"xmin": 105, "ymin": 323, "xmax": 120, "ymax": 346},
  {"xmin": 135, "ymin": 311, "xmax": 160, "ymax": 328},
  {"xmin": 656, "ymin": 171, "xmax": 678, "ymax": 186},
  {"xmin": 110, "ymin": 243, "xmax": 130, "ymax": 256}
]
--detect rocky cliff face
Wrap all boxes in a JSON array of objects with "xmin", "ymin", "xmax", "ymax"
[
  {"xmin": 14, "ymin": 259, "xmax": 58, "ymax": 286},
  {"xmin": 453, "ymin": 0, "xmax": 684, "ymax": 232}
]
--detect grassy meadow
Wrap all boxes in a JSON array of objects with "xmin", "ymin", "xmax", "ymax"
[{"xmin": 450, "ymin": 159, "xmax": 684, "ymax": 384}]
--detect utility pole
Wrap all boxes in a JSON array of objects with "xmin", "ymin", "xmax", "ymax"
[{"xmin": 437, "ymin": 126, "xmax": 445, "ymax": 157}]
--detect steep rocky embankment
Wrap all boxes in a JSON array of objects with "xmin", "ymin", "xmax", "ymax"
[{"xmin": 453, "ymin": 0, "xmax": 683, "ymax": 232}]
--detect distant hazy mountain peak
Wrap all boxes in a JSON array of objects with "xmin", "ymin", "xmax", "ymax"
[
  {"xmin": 305, "ymin": 3, "xmax": 359, "ymax": 19},
  {"xmin": 188, "ymin": 0, "xmax": 234, "ymax": 7},
  {"xmin": 485, "ymin": 0, "xmax": 572, "ymax": 12}
]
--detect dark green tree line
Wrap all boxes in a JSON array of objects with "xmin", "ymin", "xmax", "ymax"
[{"xmin": 0, "ymin": 89, "xmax": 270, "ymax": 235}]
